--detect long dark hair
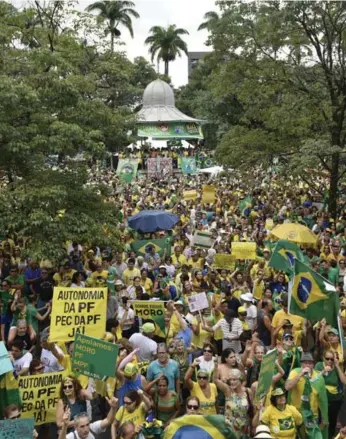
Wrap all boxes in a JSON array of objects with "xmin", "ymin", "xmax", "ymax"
[
  {"xmin": 221, "ymin": 348, "xmax": 236, "ymax": 364},
  {"xmin": 124, "ymin": 390, "xmax": 141, "ymax": 408},
  {"xmin": 59, "ymin": 375, "xmax": 83, "ymax": 402}
]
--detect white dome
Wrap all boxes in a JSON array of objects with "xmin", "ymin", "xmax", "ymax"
[{"xmin": 143, "ymin": 79, "xmax": 175, "ymax": 107}]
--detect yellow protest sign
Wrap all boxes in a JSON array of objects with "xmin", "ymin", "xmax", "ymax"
[
  {"xmin": 232, "ymin": 242, "xmax": 257, "ymax": 260},
  {"xmin": 50, "ymin": 287, "xmax": 107, "ymax": 342},
  {"xmin": 19, "ymin": 371, "xmax": 65, "ymax": 425},
  {"xmin": 201, "ymin": 185, "xmax": 216, "ymax": 204},
  {"xmin": 183, "ymin": 190, "xmax": 198, "ymax": 201},
  {"xmin": 132, "ymin": 300, "xmax": 166, "ymax": 338},
  {"xmin": 213, "ymin": 253, "xmax": 236, "ymax": 270}
]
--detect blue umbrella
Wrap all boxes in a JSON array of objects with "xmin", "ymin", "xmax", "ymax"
[{"xmin": 128, "ymin": 210, "xmax": 179, "ymax": 233}]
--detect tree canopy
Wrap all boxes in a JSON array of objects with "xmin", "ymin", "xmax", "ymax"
[{"xmin": 0, "ymin": 1, "xmax": 156, "ymax": 262}]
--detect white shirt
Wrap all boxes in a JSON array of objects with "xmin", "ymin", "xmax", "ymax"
[
  {"xmin": 13, "ymin": 351, "xmax": 32, "ymax": 374},
  {"xmin": 41, "ymin": 346, "xmax": 64, "ymax": 373},
  {"xmin": 129, "ymin": 333, "xmax": 157, "ymax": 362},
  {"xmin": 66, "ymin": 420, "xmax": 105, "ymax": 439},
  {"xmin": 212, "ymin": 318, "xmax": 243, "ymax": 353},
  {"xmin": 196, "ymin": 356, "xmax": 216, "ymax": 375},
  {"xmin": 117, "ymin": 306, "xmax": 135, "ymax": 331}
]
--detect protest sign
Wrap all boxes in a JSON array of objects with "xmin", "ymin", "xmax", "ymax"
[
  {"xmin": 132, "ymin": 301, "xmax": 166, "ymax": 338},
  {"xmin": 183, "ymin": 190, "xmax": 198, "ymax": 201},
  {"xmin": 72, "ymin": 333, "xmax": 118, "ymax": 380},
  {"xmin": 18, "ymin": 371, "xmax": 65, "ymax": 425},
  {"xmin": 50, "ymin": 287, "xmax": 107, "ymax": 342},
  {"xmin": 212, "ymin": 254, "xmax": 235, "ymax": 270},
  {"xmin": 0, "ymin": 341, "xmax": 13, "ymax": 375},
  {"xmin": 254, "ymin": 349, "xmax": 278, "ymax": 403},
  {"xmin": 201, "ymin": 185, "xmax": 216, "ymax": 204},
  {"xmin": 0, "ymin": 418, "xmax": 34, "ymax": 439},
  {"xmin": 192, "ymin": 231, "xmax": 214, "ymax": 249},
  {"xmin": 187, "ymin": 292, "xmax": 209, "ymax": 313},
  {"xmin": 231, "ymin": 242, "xmax": 257, "ymax": 260}
]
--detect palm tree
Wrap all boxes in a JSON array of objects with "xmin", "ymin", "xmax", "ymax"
[
  {"xmin": 86, "ymin": 1, "xmax": 139, "ymax": 52},
  {"xmin": 198, "ymin": 11, "xmax": 220, "ymax": 31},
  {"xmin": 145, "ymin": 25, "xmax": 189, "ymax": 76}
]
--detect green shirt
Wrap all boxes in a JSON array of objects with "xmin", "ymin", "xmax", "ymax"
[
  {"xmin": 315, "ymin": 361, "xmax": 343, "ymax": 401},
  {"xmin": 11, "ymin": 307, "xmax": 32, "ymax": 326},
  {"xmin": 5, "ymin": 274, "xmax": 24, "ymax": 287},
  {"xmin": 0, "ymin": 289, "xmax": 13, "ymax": 315},
  {"xmin": 26, "ymin": 303, "xmax": 39, "ymax": 333}
]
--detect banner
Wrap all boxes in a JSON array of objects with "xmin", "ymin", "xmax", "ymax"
[
  {"xmin": 188, "ymin": 292, "xmax": 209, "ymax": 312},
  {"xmin": 19, "ymin": 371, "xmax": 65, "ymax": 425},
  {"xmin": 131, "ymin": 239, "xmax": 171, "ymax": 258},
  {"xmin": 137, "ymin": 122, "xmax": 203, "ymax": 139},
  {"xmin": 181, "ymin": 157, "xmax": 197, "ymax": 174},
  {"xmin": 192, "ymin": 231, "xmax": 214, "ymax": 249},
  {"xmin": 232, "ymin": 242, "xmax": 257, "ymax": 260},
  {"xmin": 183, "ymin": 190, "xmax": 198, "ymax": 201},
  {"xmin": 50, "ymin": 287, "xmax": 107, "ymax": 342},
  {"xmin": 72, "ymin": 333, "xmax": 118, "ymax": 380},
  {"xmin": 163, "ymin": 415, "xmax": 236, "ymax": 439},
  {"xmin": 0, "ymin": 418, "xmax": 34, "ymax": 439},
  {"xmin": 201, "ymin": 185, "xmax": 216, "ymax": 204},
  {"xmin": 213, "ymin": 253, "xmax": 235, "ymax": 270},
  {"xmin": 0, "ymin": 341, "xmax": 13, "ymax": 375},
  {"xmin": 254, "ymin": 349, "xmax": 277, "ymax": 403},
  {"xmin": 147, "ymin": 158, "xmax": 173, "ymax": 178},
  {"xmin": 116, "ymin": 158, "xmax": 138, "ymax": 183},
  {"xmin": 132, "ymin": 300, "xmax": 166, "ymax": 338}
]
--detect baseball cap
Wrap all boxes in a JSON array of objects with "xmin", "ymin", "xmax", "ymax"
[
  {"xmin": 124, "ymin": 363, "xmax": 138, "ymax": 377},
  {"xmin": 142, "ymin": 322, "xmax": 155, "ymax": 333},
  {"xmin": 115, "ymin": 280, "xmax": 123, "ymax": 286},
  {"xmin": 327, "ymin": 328, "xmax": 339, "ymax": 336},
  {"xmin": 301, "ymin": 352, "xmax": 314, "ymax": 362},
  {"xmin": 254, "ymin": 434, "xmax": 274, "ymax": 439},
  {"xmin": 255, "ymin": 426, "xmax": 271, "ymax": 435},
  {"xmin": 283, "ymin": 333, "xmax": 294, "ymax": 340},
  {"xmin": 240, "ymin": 293, "xmax": 254, "ymax": 303},
  {"xmin": 271, "ymin": 388, "xmax": 285, "ymax": 397},
  {"xmin": 238, "ymin": 306, "xmax": 247, "ymax": 315}
]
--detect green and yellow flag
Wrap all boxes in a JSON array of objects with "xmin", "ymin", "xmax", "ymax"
[
  {"xmin": 239, "ymin": 196, "xmax": 252, "ymax": 216},
  {"xmin": 269, "ymin": 240, "xmax": 308, "ymax": 276},
  {"xmin": 181, "ymin": 157, "xmax": 197, "ymax": 174},
  {"xmin": 289, "ymin": 260, "xmax": 339, "ymax": 327},
  {"xmin": 131, "ymin": 239, "xmax": 171, "ymax": 257},
  {"xmin": 116, "ymin": 158, "xmax": 138, "ymax": 183}
]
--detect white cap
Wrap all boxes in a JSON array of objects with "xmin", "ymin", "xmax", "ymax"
[
  {"xmin": 255, "ymin": 426, "xmax": 271, "ymax": 435},
  {"xmin": 254, "ymin": 434, "xmax": 274, "ymax": 439},
  {"xmin": 240, "ymin": 292, "xmax": 254, "ymax": 303}
]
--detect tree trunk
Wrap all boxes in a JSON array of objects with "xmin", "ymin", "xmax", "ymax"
[
  {"xmin": 111, "ymin": 33, "xmax": 114, "ymax": 53},
  {"xmin": 328, "ymin": 152, "xmax": 339, "ymax": 220},
  {"xmin": 164, "ymin": 60, "xmax": 169, "ymax": 76}
]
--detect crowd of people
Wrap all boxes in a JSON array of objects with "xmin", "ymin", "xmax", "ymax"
[{"xmin": 1, "ymin": 164, "xmax": 346, "ymax": 439}]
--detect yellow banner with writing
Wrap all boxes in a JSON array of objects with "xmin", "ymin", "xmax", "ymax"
[
  {"xmin": 232, "ymin": 242, "xmax": 257, "ymax": 260},
  {"xmin": 19, "ymin": 371, "xmax": 66, "ymax": 425},
  {"xmin": 132, "ymin": 300, "xmax": 166, "ymax": 338},
  {"xmin": 201, "ymin": 185, "xmax": 216, "ymax": 204},
  {"xmin": 50, "ymin": 287, "xmax": 107, "ymax": 342},
  {"xmin": 183, "ymin": 190, "xmax": 198, "ymax": 201},
  {"xmin": 213, "ymin": 253, "xmax": 236, "ymax": 270}
]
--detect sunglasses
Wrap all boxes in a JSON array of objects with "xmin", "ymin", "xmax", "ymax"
[
  {"xmin": 325, "ymin": 357, "xmax": 334, "ymax": 361},
  {"xmin": 124, "ymin": 400, "xmax": 134, "ymax": 405},
  {"xmin": 203, "ymin": 349, "xmax": 212, "ymax": 353},
  {"xmin": 9, "ymin": 414, "xmax": 20, "ymax": 419},
  {"xmin": 63, "ymin": 385, "xmax": 74, "ymax": 390},
  {"xmin": 198, "ymin": 376, "xmax": 208, "ymax": 380},
  {"xmin": 187, "ymin": 404, "xmax": 199, "ymax": 410}
]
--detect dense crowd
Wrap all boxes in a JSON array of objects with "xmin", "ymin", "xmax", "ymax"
[{"xmin": 2, "ymin": 164, "xmax": 346, "ymax": 439}]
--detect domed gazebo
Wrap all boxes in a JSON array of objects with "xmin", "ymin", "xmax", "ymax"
[{"xmin": 136, "ymin": 79, "xmax": 203, "ymax": 140}]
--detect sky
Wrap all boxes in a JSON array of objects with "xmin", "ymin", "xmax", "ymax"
[{"xmin": 12, "ymin": 0, "xmax": 217, "ymax": 87}]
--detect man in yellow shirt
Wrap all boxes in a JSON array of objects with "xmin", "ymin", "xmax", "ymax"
[
  {"xmin": 285, "ymin": 352, "xmax": 328, "ymax": 428},
  {"xmin": 171, "ymin": 246, "xmax": 188, "ymax": 268},
  {"xmin": 90, "ymin": 263, "xmax": 109, "ymax": 287},
  {"xmin": 122, "ymin": 258, "xmax": 141, "ymax": 287},
  {"xmin": 271, "ymin": 294, "xmax": 304, "ymax": 345}
]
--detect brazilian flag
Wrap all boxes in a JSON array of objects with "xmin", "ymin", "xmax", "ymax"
[
  {"xmin": 0, "ymin": 371, "xmax": 21, "ymax": 418},
  {"xmin": 181, "ymin": 157, "xmax": 197, "ymax": 175},
  {"xmin": 239, "ymin": 196, "xmax": 253, "ymax": 216},
  {"xmin": 131, "ymin": 239, "xmax": 171, "ymax": 258},
  {"xmin": 163, "ymin": 415, "xmax": 237, "ymax": 439},
  {"xmin": 269, "ymin": 240, "xmax": 308, "ymax": 276},
  {"xmin": 289, "ymin": 260, "xmax": 339, "ymax": 327},
  {"xmin": 116, "ymin": 158, "xmax": 138, "ymax": 183}
]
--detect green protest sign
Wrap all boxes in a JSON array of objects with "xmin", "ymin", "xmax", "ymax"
[
  {"xmin": 72, "ymin": 333, "xmax": 118, "ymax": 380},
  {"xmin": 254, "ymin": 348, "xmax": 278, "ymax": 403}
]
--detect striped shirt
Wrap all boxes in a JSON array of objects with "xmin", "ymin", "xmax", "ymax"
[{"xmin": 212, "ymin": 318, "xmax": 243, "ymax": 353}]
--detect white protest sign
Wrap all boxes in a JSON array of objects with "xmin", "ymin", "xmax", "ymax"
[{"xmin": 187, "ymin": 292, "xmax": 209, "ymax": 312}]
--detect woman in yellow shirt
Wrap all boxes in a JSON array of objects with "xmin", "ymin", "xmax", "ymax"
[
  {"xmin": 140, "ymin": 269, "xmax": 153, "ymax": 295},
  {"xmin": 260, "ymin": 388, "xmax": 303, "ymax": 439},
  {"xmin": 112, "ymin": 389, "xmax": 151, "ymax": 439},
  {"xmin": 185, "ymin": 361, "xmax": 218, "ymax": 415}
]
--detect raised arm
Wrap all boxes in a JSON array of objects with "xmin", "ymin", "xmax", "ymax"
[
  {"xmin": 185, "ymin": 359, "xmax": 199, "ymax": 390},
  {"xmin": 101, "ymin": 397, "xmax": 119, "ymax": 430},
  {"xmin": 58, "ymin": 407, "xmax": 71, "ymax": 439}
]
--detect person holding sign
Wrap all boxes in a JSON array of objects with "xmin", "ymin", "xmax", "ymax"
[{"xmin": 58, "ymin": 396, "xmax": 118, "ymax": 439}]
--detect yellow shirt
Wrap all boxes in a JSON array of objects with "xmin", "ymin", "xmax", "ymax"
[
  {"xmin": 261, "ymin": 404, "xmax": 303, "ymax": 439},
  {"xmin": 188, "ymin": 258, "xmax": 204, "ymax": 269},
  {"xmin": 287, "ymin": 369, "xmax": 320, "ymax": 417},
  {"xmin": 191, "ymin": 318, "xmax": 210, "ymax": 348},
  {"xmin": 172, "ymin": 254, "xmax": 188, "ymax": 266},
  {"xmin": 90, "ymin": 270, "xmax": 109, "ymax": 281},
  {"xmin": 191, "ymin": 382, "xmax": 217, "ymax": 415},
  {"xmin": 272, "ymin": 310, "xmax": 304, "ymax": 333},
  {"xmin": 115, "ymin": 401, "xmax": 147, "ymax": 426},
  {"xmin": 253, "ymin": 280, "xmax": 265, "ymax": 300},
  {"xmin": 213, "ymin": 312, "xmax": 224, "ymax": 341},
  {"xmin": 122, "ymin": 268, "xmax": 141, "ymax": 286},
  {"xmin": 53, "ymin": 269, "xmax": 76, "ymax": 287},
  {"xmin": 141, "ymin": 278, "xmax": 153, "ymax": 294}
]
